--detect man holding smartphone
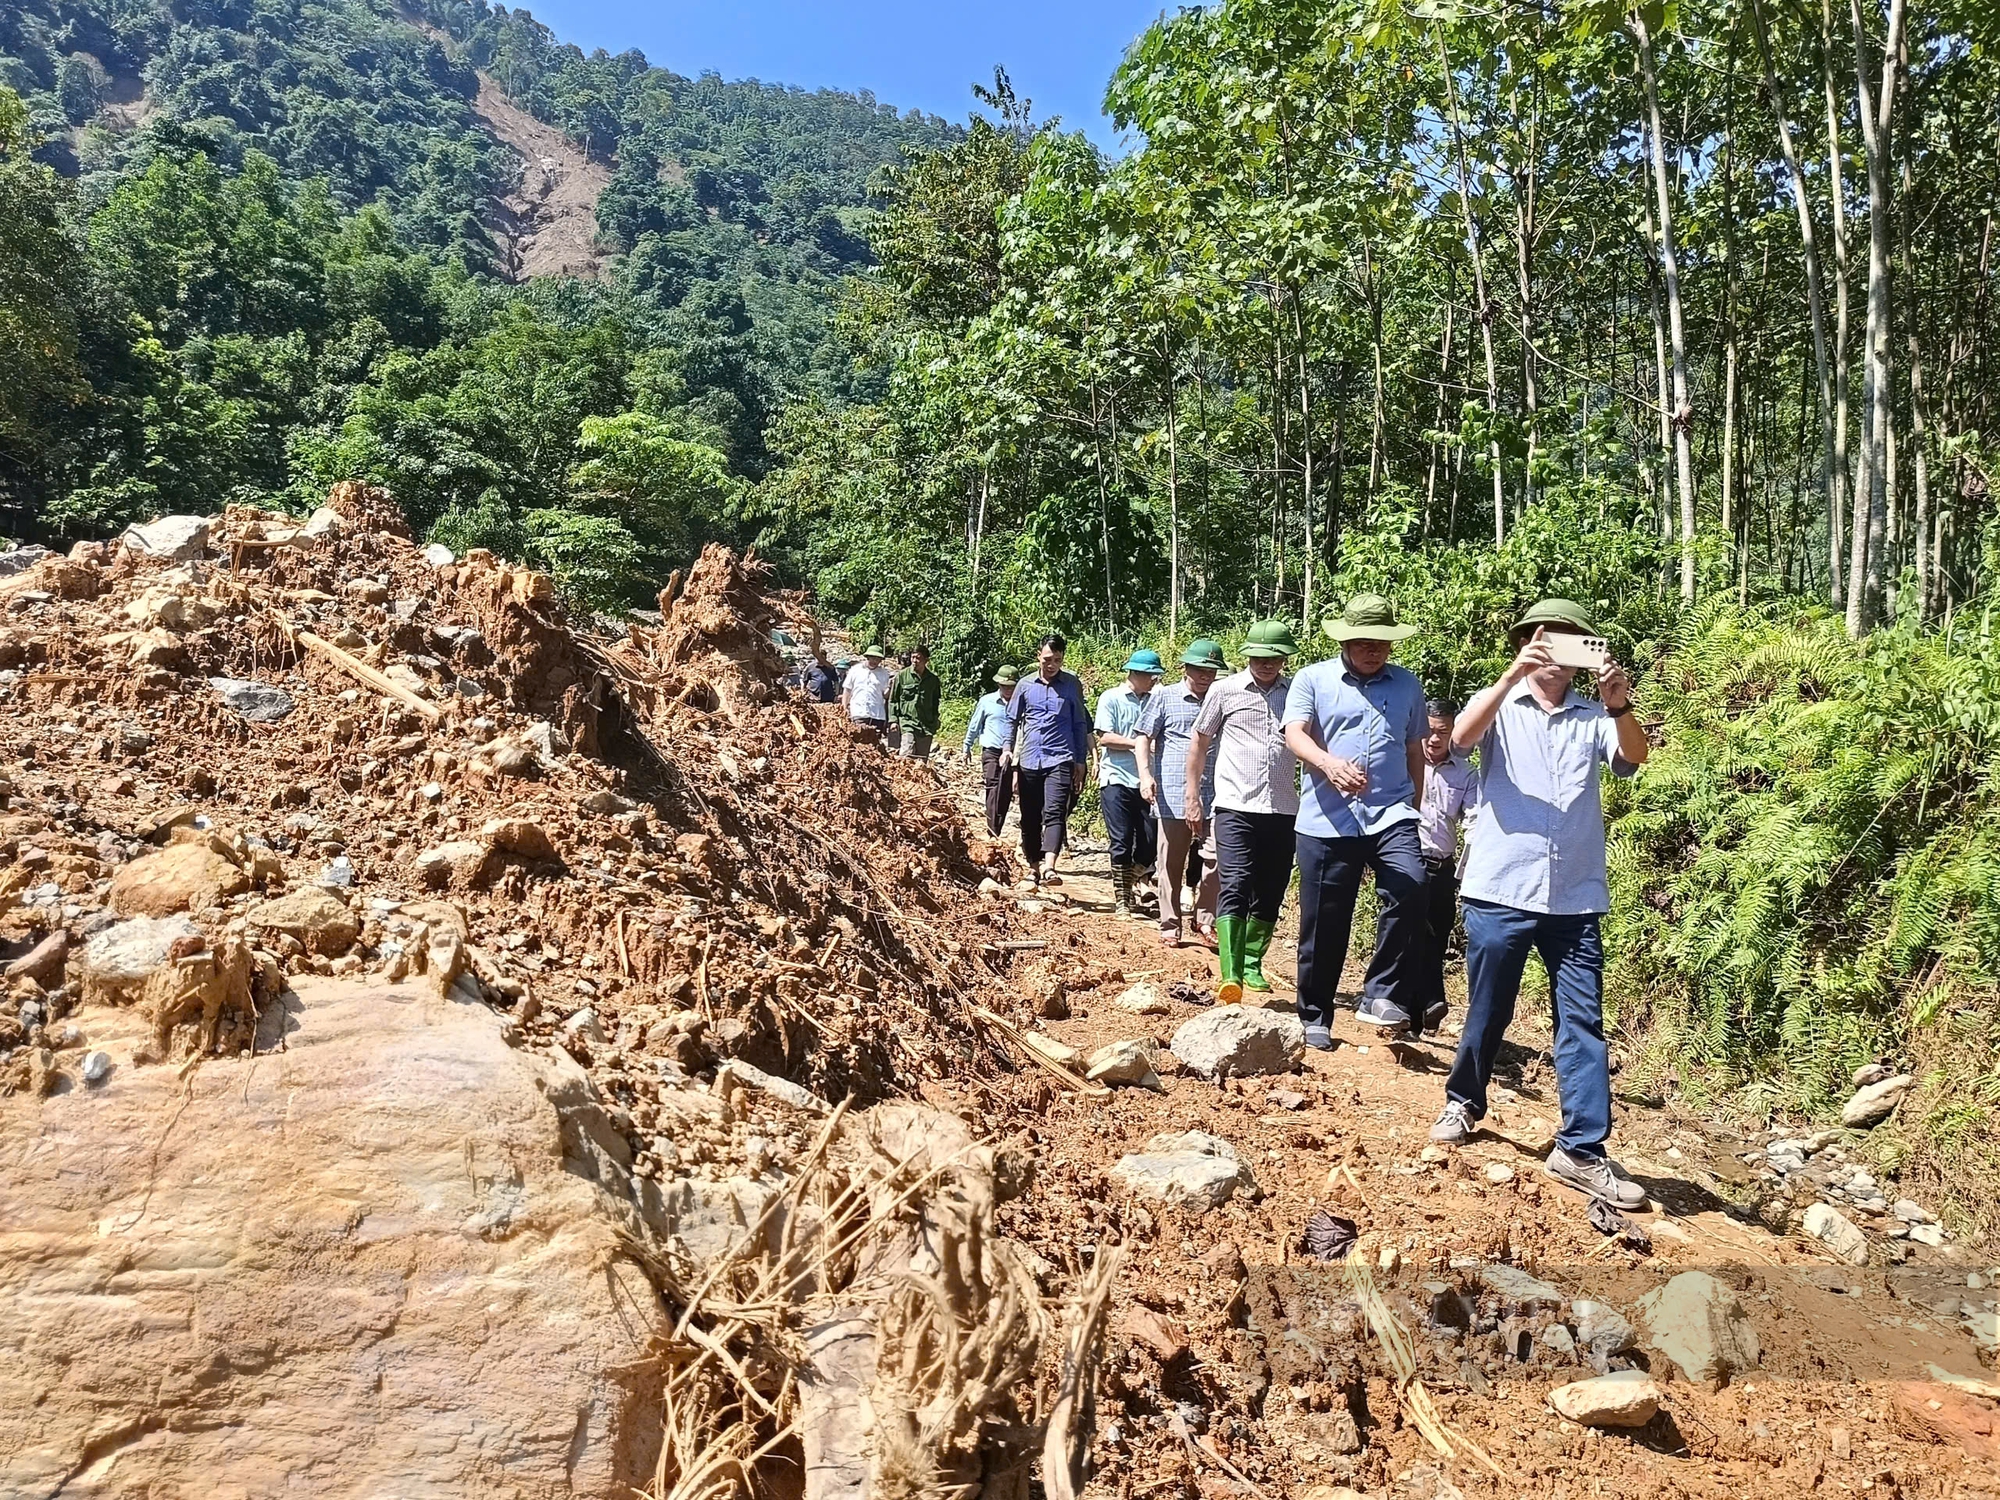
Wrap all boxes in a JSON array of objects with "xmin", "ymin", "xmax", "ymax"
[{"xmin": 1429, "ymin": 599, "xmax": 1651, "ymax": 1213}]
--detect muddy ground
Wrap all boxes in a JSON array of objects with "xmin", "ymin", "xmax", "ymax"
[{"xmin": 930, "ymin": 784, "xmax": 2000, "ymax": 1500}]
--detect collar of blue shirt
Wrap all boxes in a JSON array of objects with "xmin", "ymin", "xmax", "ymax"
[{"xmin": 1506, "ymin": 679, "xmax": 1595, "ymax": 716}]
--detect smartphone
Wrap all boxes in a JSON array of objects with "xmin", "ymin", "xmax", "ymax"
[{"xmin": 1542, "ymin": 633, "xmax": 1611, "ymax": 672}]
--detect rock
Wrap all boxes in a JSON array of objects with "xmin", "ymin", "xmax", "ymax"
[
  {"xmin": 1169, "ymin": 1003, "xmax": 1305, "ymax": 1079},
  {"xmin": 718, "ymin": 1059, "xmax": 832, "ymax": 1115},
  {"xmin": 1852, "ymin": 1061, "xmax": 1892, "ymax": 1088},
  {"xmin": 1267, "ymin": 1087, "xmax": 1307, "ymax": 1111},
  {"xmin": 1909, "ymin": 1222, "xmax": 1946, "ymax": 1247},
  {"xmin": 298, "ymin": 505, "xmax": 342, "ymax": 544},
  {"xmin": 245, "ymin": 888, "xmax": 360, "ymax": 956},
  {"xmin": 76, "ymin": 914, "xmax": 202, "ymax": 1002},
  {"xmin": 1571, "ymin": 1299, "xmax": 1638, "ymax": 1362},
  {"xmin": 120, "ymin": 514, "xmax": 211, "ymax": 560},
  {"xmin": 1120, "ymin": 1304, "xmax": 1189, "ymax": 1363},
  {"xmin": 1021, "ymin": 957, "xmax": 1068, "ymax": 1019},
  {"xmin": 1478, "ymin": 1263, "xmax": 1566, "ymax": 1311},
  {"xmin": 1893, "ymin": 1198, "xmax": 1936, "ymax": 1224},
  {"xmin": 1539, "ymin": 1323, "xmax": 1576, "ymax": 1356},
  {"xmin": 210, "ymin": 676, "xmax": 296, "ymax": 723},
  {"xmin": 1548, "ymin": 1370, "xmax": 1663, "ymax": 1428},
  {"xmin": 1841, "ymin": 1072, "xmax": 1913, "ymax": 1127},
  {"xmin": 4, "ymin": 929, "xmax": 69, "ymax": 984},
  {"xmin": 1111, "ymin": 1132, "xmax": 1260, "ymax": 1211},
  {"xmin": 129, "ymin": 627, "xmax": 187, "ymax": 669},
  {"xmin": 0, "ymin": 975, "xmax": 666, "ymax": 1496},
  {"xmin": 489, "ymin": 741, "xmax": 538, "ymax": 778},
  {"xmin": 1803, "ymin": 1202, "xmax": 1871, "ymax": 1264},
  {"xmin": 1114, "ymin": 979, "xmax": 1169, "ymax": 1015},
  {"xmin": 0, "ymin": 543, "xmax": 52, "ymax": 577},
  {"xmin": 560, "ymin": 1008, "xmax": 606, "ymax": 1045},
  {"xmin": 481, "ymin": 817, "xmax": 556, "ymax": 862},
  {"xmin": 422, "ymin": 542, "xmax": 455, "ymax": 566},
  {"xmin": 1484, "ymin": 1161, "xmax": 1516, "ymax": 1185},
  {"xmin": 415, "ymin": 840, "xmax": 500, "ymax": 890},
  {"xmin": 1086, "ymin": 1039, "xmax": 1164, "ymax": 1090},
  {"xmin": 1634, "ymin": 1271, "xmax": 1761, "ymax": 1388},
  {"xmin": 109, "ymin": 842, "xmax": 249, "ymax": 917},
  {"xmin": 579, "ymin": 789, "xmax": 637, "ymax": 816},
  {"xmin": 317, "ymin": 855, "xmax": 355, "ymax": 888}
]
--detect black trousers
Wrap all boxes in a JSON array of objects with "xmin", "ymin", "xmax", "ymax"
[
  {"xmin": 980, "ymin": 748, "xmax": 1013, "ymax": 837},
  {"xmin": 1016, "ymin": 762, "xmax": 1077, "ymax": 865},
  {"xmin": 1214, "ymin": 808, "xmax": 1295, "ymax": 923},
  {"xmin": 1416, "ymin": 854, "xmax": 1460, "ymax": 1017},
  {"xmin": 1294, "ymin": 821, "xmax": 1427, "ymax": 1029},
  {"xmin": 1101, "ymin": 783, "xmax": 1154, "ymax": 865}
]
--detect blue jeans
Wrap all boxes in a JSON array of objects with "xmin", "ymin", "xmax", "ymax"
[
  {"xmin": 1444, "ymin": 900, "xmax": 1612, "ymax": 1159},
  {"xmin": 1294, "ymin": 822, "xmax": 1426, "ymax": 1031}
]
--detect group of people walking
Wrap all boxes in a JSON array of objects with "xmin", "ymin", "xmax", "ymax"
[{"xmin": 805, "ymin": 596, "xmax": 1651, "ymax": 1210}]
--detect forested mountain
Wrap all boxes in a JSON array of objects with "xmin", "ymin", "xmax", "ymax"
[{"xmin": 0, "ymin": 0, "xmax": 952, "ymax": 579}]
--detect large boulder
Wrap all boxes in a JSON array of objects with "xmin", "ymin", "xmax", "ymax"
[
  {"xmin": 1110, "ymin": 1130, "xmax": 1261, "ymax": 1211},
  {"xmin": 1548, "ymin": 1370, "xmax": 1662, "ymax": 1428},
  {"xmin": 245, "ymin": 888, "xmax": 360, "ymax": 956},
  {"xmin": 108, "ymin": 842, "xmax": 249, "ymax": 917},
  {"xmin": 1803, "ymin": 1201, "xmax": 1871, "ymax": 1264},
  {"xmin": 75, "ymin": 913, "xmax": 203, "ymax": 1003},
  {"xmin": 120, "ymin": 514, "xmax": 211, "ymax": 560},
  {"xmin": 1634, "ymin": 1271, "xmax": 1761, "ymax": 1389},
  {"xmin": 0, "ymin": 976, "xmax": 666, "ymax": 1496},
  {"xmin": 1170, "ymin": 1004, "xmax": 1305, "ymax": 1079},
  {"xmin": 1841, "ymin": 1073, "xmax": 1913, "ymax": 1128}
]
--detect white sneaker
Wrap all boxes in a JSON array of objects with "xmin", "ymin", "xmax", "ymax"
[
  {"xmin": 1544, "ymin": 1146, "xmax": 1648, "ymax": 1210},
  {"xmin": 1430, "ymin": 1100, "xmax": 1475, "ymax": 1145}
]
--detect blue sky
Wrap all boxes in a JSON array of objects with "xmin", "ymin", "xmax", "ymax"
[{"xmin": 510, "ymin": 0, "xmax": 1166, "ymax": 150}]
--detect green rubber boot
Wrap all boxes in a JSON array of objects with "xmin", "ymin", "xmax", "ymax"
[
  {"xmin": 1215, "ymin": 916, "xmax": 1247, "ymax": 1004},
  {"xmin": 1111, "ymin": 863, "xmax": 1133, "ymax": 917},
  {"xmin": 1242, "ymin": 918, "xmax": 1277, "ymax": 993}
]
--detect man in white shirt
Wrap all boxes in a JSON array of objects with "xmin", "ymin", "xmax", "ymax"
[
  {"xmin": 1413, "ymin": 696, "xmax": 1478, "ymax": 1037},
  {"xmin": 840, "ymin": 644, "xmax": 893, "ymax": 736}
]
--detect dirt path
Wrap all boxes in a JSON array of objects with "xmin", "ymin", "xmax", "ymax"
[
  {"xmin": 934, "ymin": 760, "xmax": 2000, "ymax": 1499},
  {"xmin": 468, "ymin": 72, "xmax": 610, "ymax": 281}
]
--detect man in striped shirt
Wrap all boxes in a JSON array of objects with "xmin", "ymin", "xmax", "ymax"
[{"xmin": 1136, "ymin": 639, "xmax": 1225, "ymax": 949}]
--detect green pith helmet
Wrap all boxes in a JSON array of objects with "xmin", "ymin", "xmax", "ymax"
[
  {"xmin": 1122, "ymin": 648, "xmax": 1165, "ymax": 674},
  {"xmin": 994, "ymin": 665, "xmax": 1019, "ymax": 686},
  {"xmin": 1323, "ymin": 592, "xmax": 1418, "ymax": 642},
  {"xmin": 863, "ymin": 643, "xmax": 886, "ymax": 658},
  {"xmin": 1181, "ymin": 638, "xmax": 1227, "ymax": 669},
  {"xmin": 1510, "ymin": 598, "xmax": 1597, "ymax": 640},
  {"xmin": 1241, "ymin": 619, "xmax": 1299, "ymax": 659}
]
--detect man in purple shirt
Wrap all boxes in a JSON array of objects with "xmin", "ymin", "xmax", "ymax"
[{"xmin": 1003, "ymin": 633, "xmax": 1092, "ymax": 886}]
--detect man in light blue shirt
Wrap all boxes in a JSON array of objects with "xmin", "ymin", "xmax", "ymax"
[
  {"xmin": 1430, "ymin": 598, "xmax": 1651, "ymax": 1215},
  {"xmin": 1281, "ymin": 594, "xmax": 1429, "ymax": 1048},
  {"xmin": 1136, "ymin": 639, "xmax": 1225, "ymax": 949},
  {"xmin": 1095, "ymin": 649, "xmax": 1164, "ymax": 917},
  {"xmin": 960, "ymin": 665, "xmax": 1019, "ymax": 837}
]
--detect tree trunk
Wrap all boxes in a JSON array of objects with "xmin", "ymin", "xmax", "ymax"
[
  {"xmin": 1512, "ymin": 87, "xmax": 1541, "ymax": 511},
  {"xmin": 1163, "ymin": 335, "xmax": 1182, "ymax": 642},
  {"xmin": 1437, "ymin": 28, "xmax": 1506, "ymax": 544},
  {"xmin": 1424, "ymin": 288, "xmax": 1456, "ymax": 536},
  {"xmin": 1634, "ymin": 8, "xmax": 1698, "ymax": 604},
  {"xmin": 1289, "ymin": 288, "xmax": 1317, "ymax": 626},
  {"xmin": 1750, "ymin": 0, "xmax": 1843, "ymax": 610},
  {"xmin": 1845, "ymin": 0, "xmax": 1906, "ymax": 635}
]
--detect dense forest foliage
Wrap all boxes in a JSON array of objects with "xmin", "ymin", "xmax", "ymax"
[{"xmin": 0, "ymin": 0, "xmax": 951, "ymax": 592}]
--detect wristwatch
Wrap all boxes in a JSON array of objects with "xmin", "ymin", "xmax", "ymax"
[{"xmin": 1606, "ymin": 701, "xmax": 1635, "ymax": 718}]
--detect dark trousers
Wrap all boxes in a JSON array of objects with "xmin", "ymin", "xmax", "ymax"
[
  {"xmin": 979, "ymin": 749, "xmax": 1013, "ymax": 837},
  {"xmin": 1445, "ymin": 901, "xmax": 1612, "ymax": 1158},
  {"xmin": 1016, "ymin": 762, "xmax": 1077, "ymax": 865},
  {"xmin": 1294, "ymin": 821, "xmax": 1426, "ymax": 1030},
  {"xmin": 1415, "ymin": 855, "xmax": 1460, "ymax": 1018},
  {"xmin": 1101, "ymin": 783, "xmax": 1154, "ymax": 865},
  {"xmin": 1214, "ymin": 808, "xmax": 1295, "ymax": 922}
]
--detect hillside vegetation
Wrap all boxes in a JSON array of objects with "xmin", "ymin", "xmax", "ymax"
[{"xmin": 0, "ymin": 0, "xmax": 952, "ymax": 588}]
